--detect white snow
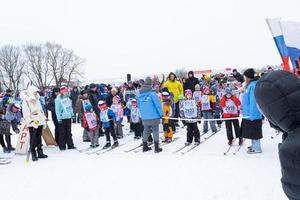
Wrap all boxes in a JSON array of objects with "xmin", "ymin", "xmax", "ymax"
[{"xmin": 0, "ymin": 120, "xmax": 287, "ymax": 200}]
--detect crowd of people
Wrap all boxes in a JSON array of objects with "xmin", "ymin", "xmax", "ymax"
[{"xmin": 0, "ymin": 68, "xmax": 270, "ymax": 160}]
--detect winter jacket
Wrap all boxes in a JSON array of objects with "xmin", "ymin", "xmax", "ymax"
[
  {"xmin": 82, "ymin": 111, "xmax": 99, "ymax": 131},
  {"xmin": 254, "ymin": 71, "xmax": 300, "ymax": 200},
  {"xmin": 220, "ymin": 95, "xmax": 241, "ymax": 118},
  {"xmin": 124, "ymin": 87, "xmax": 138, "ymax": 102},
  {"xmin": 138, "ymin": 85, "xmax": 163, "ymax": 121},
  {"xmin": 89, "ymin": 90, "xmax": 100, "ymax": 114},
  {"xmin": 162, "ymin": 100, "xmax": 173, "ymax": 125},
  {"xmin": 100, "ymin": 108, "xmax": 116, "ymax": 129},
  {"xmin": 55, "ymin": 94, "xmax": 74, "ymax": 122},
  {"xmin": 179, "ymin": 99, "xmax": 201, "ymax": 123},
  {"xmin": 22, "ymin": 87, "xmax": 46, "ymax": 128},
  {"xmin": 241, "ymin": 78, "xmax": 262, "ymax": 120},
  {"xmin": 106, "ymin": 92, "xmax": 124, "ymax": 108},
  {"xmin": 162, "ymin": 80, "xmax": 184, "ymax": 103},
  {"xmin": 5, "ymin": 104, "xmax": 17, "ymax": 122},
  {"xmin": 99, "ymin": 84, "xmax": 108, "ymax": 101},
  {"xmin": 233, "ymin": 72, "xmax": 244, "ymax": 83},
  {"xmin": 130, "ymin": 107, "xmax": 141, "ymax": 123},
  {"xmin": 75, "ymin": 95, "xmax": 91, "ymax": 127},
  {"xmin": 70, "ymin": 88, "xmax": 80, "ymax": 109},
  {"xmin": 184, "ymin": 72, "xmax": 199, "ymax": 92}
]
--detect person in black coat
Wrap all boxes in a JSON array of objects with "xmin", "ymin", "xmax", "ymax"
[
  {"xmin": 254, "ymin": 70, "xmax": 300, "ymax": 200},
  {"xmin": 184, "ymin": 71, "xmax": 199, "ymax": 92},
  {"xmin": 70, "ymin": 87, "xmax": 80, "ymax": 123},
  {"xmin": 46, "ymin": 87, "xmax": 60, "ymax": 144},
  {"xmin": 232, "ymin": 69, "xmax": 244, "ymax": 83},
  {"xmin": 88, "ymin": 83, "xmax": 100, "ymax": 115}
]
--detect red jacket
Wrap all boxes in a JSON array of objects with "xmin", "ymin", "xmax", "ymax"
[
  {"xmin": 220, "ymin": 95, "xmax": 241, "ymax": 118},
  {"xmin": 82, "ymin": 111, "xmax": 99, "ymax": 132}
]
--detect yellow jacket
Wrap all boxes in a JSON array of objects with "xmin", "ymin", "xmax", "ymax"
[
  {"xmin": 163, "ymin": 103, "xmax": 172, "ymax": 124},
  {"xmin": 162, "ymin": 80, "xmax": 183, "ymax": 103}
]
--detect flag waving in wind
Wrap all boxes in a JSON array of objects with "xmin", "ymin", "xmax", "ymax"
[
  {"xmin": 266, "ymin": 18, "xmax": 291, "ymax": 72},
  {"xmin": 280, "ymin": 21, "xmax": 300, "ymax": 73}
]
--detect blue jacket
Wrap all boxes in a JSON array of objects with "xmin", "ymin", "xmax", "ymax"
[
  {"xmin": 138, "ymin": 89, "xmax": 163, "ymax": 120},
  {"xmin": 55, "ymin": 95, "xmax": 74, "ymax": 122},
  {"xmin": 100, "ymin": 108, "xmax": 116, "ymax": 129},
  {"xmin": 242, "ymin": 80, "xmax": 262, "ymax": 120}
]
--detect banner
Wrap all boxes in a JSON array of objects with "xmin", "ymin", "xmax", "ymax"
[{"xmin": 15, "ymin": 123, "xmax": 30, "ymax": 155}]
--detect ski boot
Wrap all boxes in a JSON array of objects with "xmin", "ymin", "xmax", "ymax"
[
  {"xmin": 238, "ymin": 138, "xmax": 244, "ymax": 146},
  {"xmin": 142, "ymin": 142, "xmax": 152, "ymax": 152},
  {"xmin": 37, "ymin": 149, "xmax": 48, "ymax": 159},
  {"xmin": 31, "ymin": 150, "xmax": 38, "ymax": 162},
  {"xmin": 3, "ymin": 147, "xmax": 11, "ymax": 153},
  {"xmin": 103, "ymin": 142, "xmax": 111, "ymax": 149},
  {"xmin": 112, "ymin": 141, "xmax": 119, "ymax": 148},
  {"xmin": 228, "ymin": 140, "xmax": 233, "ymax": 145},
  {"xmin": 154, "ymin": 142, "xmax": 162, "ymax": 153}
]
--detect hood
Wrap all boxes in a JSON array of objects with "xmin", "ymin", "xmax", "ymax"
[
  {"xmin": 139, "ymin": 85, "xmax": 152, "ymax": 94},
  {"xmin": 188, "ymin": 71, "xmax": 194, "ymax": 78},
  {"xmin": 99, "ymin": 83, "xmax": 106, "ymax": 93},
  {"xmin": 24, "ymin": 86, "xmax": 40, "ymax": 101},
  {"xmin": 254, "ymin": 70, "xmax": 300, "ymax": 133}
]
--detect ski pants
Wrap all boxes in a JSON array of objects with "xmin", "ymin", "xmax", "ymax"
[
  {"xmin": 87, "ymin": 128, "xmax": 99, "ymax": 146},
  {"xmin": 115, "ymin": 121, "xmax": 123, "ymax": 137},
  {"xmin": 203, "ymin": 111, "xmax": 217, "ymax": 132},
  {"xmin": 186, "ymin": 122, "xmax": 200, "ymax": 143},
  {"xmin": 59, "ymin": 119, "xmax": 74, "ymax": 149},
  {"xmin": 143, "ymin": 124, "xmax": 159, "ymax": 143},
  {"xmin": 104, "ymin": 127, "xmax": 117, "ymax": 143},
  {"xmin": 132, "ymin": 122, "xmax": 143, "ymax": 137},
  {"xmin": 29, "ymin": 125, "xmax": 43, "ymax": 153},
  {"xmin": 225, "ymin": 119, "xmax": 241, "ymax": 141}
]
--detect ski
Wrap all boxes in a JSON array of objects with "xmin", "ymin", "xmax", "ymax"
[
  {"xmin": 124, "ymin": 144, "xmax": 143, "ymax": 153},
  {"xmin": 86, "ymin": 146, "xmax": 105, "ymax": 155},
  {"xmin": 172, "ymin": 144, "xmax": 189, "ymax": 154},
  {"xmin": 204, "ymin": 129, "xmax": 220, "ymax": 140},
  {"xmin": 96, "ymin": 143, "xmax": 127, "ymax": 155},
  {"xmin": 223, "ymin": 139, "xmax": 237, "ymax": 155},
  {"xmin": 134, "ymin": 143, "xmax": 154, "ymax": 153},
  {"xmin": 0, "ymin": 159, "xmax": 12, "ymax": 165},
  {"xmin": 160, "ymin": 137, "xmax": 180, "ymax": 145},
  {"xmin": 77, "ymin": 146, "xmax": 94, "ymax": 153},
  {"xmin": 233, "ymin": 139, "xmax": 246, "ymax": 155}
]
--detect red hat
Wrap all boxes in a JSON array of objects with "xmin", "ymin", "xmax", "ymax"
[{"xmin": 60, "ymin": 86, "xmax": 68, "ymax": 93}]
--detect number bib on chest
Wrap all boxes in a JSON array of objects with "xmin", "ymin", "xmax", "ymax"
[
  {"xmin": 183, "ymin": 100, "xmax": 197, "ymax": 118},
  {"xmin": 193, "ymin": 91, "xmax": 202, "ymax": 103},
  {"xmin": 85, "ymin": 112, "xmax": 98, "ymax": 129},
  {"xmin": 131, "ymin": 108, "xmax": 140, "ymax": 123},
  {"xmin": 201, "ymin": 95, "xmax": 211, "ymax": 110},
  {"xmin": 100, "ymin": 110, "xmax": 109, "ymax": 122},
  {"xmin": 61, "ymin": 98, "xmax": 73, "ymax": 114},
  {"xmin": 223, "ymin": 99, "xmax": 238, "ymax": 115}
]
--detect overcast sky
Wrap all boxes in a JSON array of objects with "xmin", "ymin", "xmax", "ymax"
[{"xmin": 0, "ymin": 0, "xmax": 299, "ymax": 82}]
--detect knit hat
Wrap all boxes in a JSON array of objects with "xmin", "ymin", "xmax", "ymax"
[
  {"xmin": 52, "ymin": 87, "xmax": 60, "ymax": 93},
  {"xmin": 60, "ymin": 86, "xmax": 68, "ymax": 93},
  {"xmin": 89, "ymin": 83, "xmax": 97, "ymax": 89},
  {"xmin": 12, "ymin": 103, "xmax": 21, "ymax": 110},
  {"xmin": 185, "ymin": 89, "xmax": 193, "ymax": 97},
  {"xmin": 243, "ymin": 68, "xmax": 255, "ymax": 79},
  {"xmin": 225, "ymin": 88, "xmax": 233, "ymax": 95},
  {"xmin": 84, "ymin": 103, "xmax": 93, "ymax": 111},
  {"xmin": 162, "ymin": 91, "xmax": 170, "ymax": 97},
  {"xmin": 98, "ymin": 100, "xmax": 106, "ymax": 106},
  {"xmin": 81, "ymin": 90, "xmax": 88, "ymax": 95},
  {"xmin": 144, "ymin": 77, "xmax": 152, "ymax": 86},
  {"xmin": 195, "ymin": 84, "xmax": 201, "ymax": 91}
]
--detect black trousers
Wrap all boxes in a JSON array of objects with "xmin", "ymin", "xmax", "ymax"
[
  {"xmin": 104, "ymin": 127, "xmax": 117, "ymax": 143},
  {"xmin": 59, "ymin": 119, "xmax": 74, "ymax": 149},
  {"xmin": 0, "ymin": 134, "xmax": 12, "ymax": 148},
  {"xmin": 132, "ymin": 122, "xmax": 143, "ymax": 137},
  {"xmin": 52, "ymin": 112, "xmax": 59, "ymax": 144},
  {"xmin": 29, "ymin": 126, "xmax": 43, "ymax": 153},
  {"xmin": 225, "ymin": 119, "xmax": 241, "ymax": 140},
  {"xmin": 186, "ymin": 123, "xmax": 200, "ymax": 143}
]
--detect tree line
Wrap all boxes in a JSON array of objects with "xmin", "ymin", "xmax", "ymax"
[{"xmin": 0, "ymin": 42, "xmax": 85, "ymax": 92}]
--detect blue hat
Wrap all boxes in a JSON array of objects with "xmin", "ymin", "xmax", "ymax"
[
  {"xmin": 225, "ymin": 88, "xmax": 233, "ymax": 95},
  {"xmin": 85, "ymin": 103, "xmax": 93, "ymax": 111}
]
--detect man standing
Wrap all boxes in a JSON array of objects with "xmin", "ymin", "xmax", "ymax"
[{"xmin": 232, "ymin": 69, "xmax": 244, "ymax": 83}]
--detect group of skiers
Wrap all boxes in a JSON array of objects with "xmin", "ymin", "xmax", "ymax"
[{"xmin": 0, "ymin": 68, "xmax": 270, "ymax": 161}]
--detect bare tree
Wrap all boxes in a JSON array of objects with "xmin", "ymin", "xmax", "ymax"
[
  {"xmin": 23, "ymin": 44, "xmax": 52, "ymax": 90},
  {"xmin": 45, "ymin": 42, "xmax": 84, "ymax": 87},
  {"xmin": 0, "ymin": 45, "xmax": 24, "ymax": 91},
  {"xmin": 175, "ymin": 68, "xmax": 188, "ymax": 79}
]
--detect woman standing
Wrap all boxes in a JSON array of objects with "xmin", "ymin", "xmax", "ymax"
[
  {"xmin": 55, "ymin": 86, "xmax": 76, "ymax": 151},
  {"xmin": 22, "ymin": 86, "xmax": 48, "ymax": 161},
  {"xmin": 241, "ymin": 68, "xmax": 263, "ymax": 154}
]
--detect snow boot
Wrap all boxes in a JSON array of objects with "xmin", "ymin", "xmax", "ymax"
[
  {"xmin": 142, "ymin": 142, "xmax": 151, "ymax": 152},
  {"xmin": 37, "ymin": 149, "xmax": 48, "ymax": 159},
  {"xmin": 228, "ymin": 140, "xmax": 233, "ymax": 145},
  {"xmin": 103, "ymin": 142, "xmax": 111, "ymax": 149},
  {"xmin": 112, "ymin": 141, "xmax": 119, "ymax": 148},
  {"xmin": 185, "ymin": 142, "xmax": 191, "ymax": 146},
  {"xmin": 8, "ymin": 146, "xmax": 15, "ymax": 151},
  {"xmin": 31, "ymin": 151, "xmax": 38, "ymax": 162},
  {"xmin": 154, "ymin": 142, "xmax": 162, "ymax": 153},
  {"xmin": 3, "ymin": 147, "xmax": 11, "ymax": 153},
  {"xmin": 247, "ymin": 149, "xmax": 262, "ymax": 154}
]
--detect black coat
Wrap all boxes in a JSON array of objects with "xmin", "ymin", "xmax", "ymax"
[
  {"xmin": 184, "ymin": 77, "xmax": 199, "ymax": 92},
  {"xmin": 70, "ymin": 89, "xmax": 80, "ymax": 109},
  {"xmin": 255, "ymin": 70, "xmax": 300, "ymax": 200},
  {"xmin": 233, "ymin": 73, "xmax": 244, "ymax": 83},
  {"xmin": 89, "ymin": 90, "xmax": 100, "ymax": 115}
]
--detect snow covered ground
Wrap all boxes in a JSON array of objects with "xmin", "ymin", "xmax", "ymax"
[{"xmin": 0, "ymin": 120, "xmax": 287, "ymax": 200}]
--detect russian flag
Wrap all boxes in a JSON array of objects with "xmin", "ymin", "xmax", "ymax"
[
  {"xmin": 280, "ymin": 21, "xmax": 300, "ymax": 73},
  {"xmin": 266, "ymin": 18, "xmax": 291, "ymax": 72}
]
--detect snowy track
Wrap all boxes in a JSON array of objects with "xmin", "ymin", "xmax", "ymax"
[{"xmin": 0, "ymin": 121, "xmax": 287, "ymax": 200}]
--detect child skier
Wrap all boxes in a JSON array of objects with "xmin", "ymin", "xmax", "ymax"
[
  {"xmin": 98, "ymin": 100, "xmax": 119, "ymax": 149},
  {"xmin": 130, "ymin": 99, "xmax": 143, "ymax": 139},
  {"xmin": 161, "ymin": 91, "xmax": 173, "ymax": 143},
  {"xmin": 180, "ymin": 89, "xmax": 201, "ymax": 145},
  {"xmin": 200, "ymin": 86, "xmax": 218, "ymax": 133},
  {"xmin": 111, "ymin": 95, "xmax": 124, "ymax": 139},
  {"xmin": 220, "ymin": 88, "xmax": 243, "ymax": 145},
  {"xmin": 82, "ymin": 103, "xmax": 100, "ymax": 148}
]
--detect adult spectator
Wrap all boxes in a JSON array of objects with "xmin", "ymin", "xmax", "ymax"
[
  {"xmin": 255, "ymin": 70, "xmax": 300, "ymax": 200},
  {"xmin": 70, "ymin": 87, "xmax": 80, "ymax": 123},
  {"xmin": 184, "ymin": 71, "xmax": 199, "ymax": 92},
  {"xmin": 232, "ymin": 69, "xmax": 244, "ymax": 83},
  {"xmin": 138, "ymin": 77, "xmax": 163, "ymax": 153},
  {"xmin": 46, "ymin": 87, "xmax": 60, "ymax": 144}
]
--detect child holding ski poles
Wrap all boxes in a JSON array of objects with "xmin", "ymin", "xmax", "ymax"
[
  {"xmin": 180, "ymin": 89, "xmax": 201, "ymax": 145},
  {"xmin": 220, "ymin": 88, "xmax": 242, "ymax": 145}
]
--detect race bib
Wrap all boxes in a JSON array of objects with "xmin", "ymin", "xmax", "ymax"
[
  {"xmin": 223, "ymin": 99, "xmax": 238, "ymax": 114},
  {"xmin": 100, "ymin": 110, "xmax": 109, "ymax": 122},
  {"xmin": 85, "ymin": 112, "xmax": 98, "ymax": 129},
  {"xmin": 201, "ymin": 95, "xmax": 211, "ymax": 110},
  {"xmin": 131, "ymin": 108, "xmax": 140, "ymax": 123},
  {"xmin": 183, "ymin": 100, "xmax": 197, "ymax": 118},
  {"xmin": 61, "ymin": 98, "xmax": 73, "ymax": 114},
  {"xmin": 193, "ymin": 91, "xmax": 201, "ymax": 103}
]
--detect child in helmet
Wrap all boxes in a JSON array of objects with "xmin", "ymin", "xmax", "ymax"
[{"xmin": 162, "ymin": 92, "xmax": 173, "ymax": 143}]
